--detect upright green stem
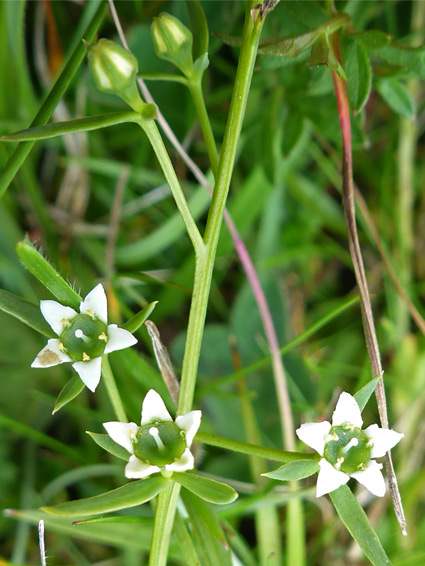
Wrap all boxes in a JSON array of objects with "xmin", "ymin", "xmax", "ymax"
[
  {"xmin": 101, "ymin": 356, "xmax": 127, "ymax": 422},
  {"xmin": 187, "ymin": 79, "xmax": 219, "ymax": 177},
  {"xmin": 148, "ymin": 483, "xmax": 180, "ymax": 566}
]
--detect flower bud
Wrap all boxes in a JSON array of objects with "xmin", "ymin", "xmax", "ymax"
[
  {"xmin": 151, "ymin": 13, "xmax": 194, "ymax": 77},
  {"xmin": 86, "ymin": 39, "xmax": 144, "ymax": 112}
]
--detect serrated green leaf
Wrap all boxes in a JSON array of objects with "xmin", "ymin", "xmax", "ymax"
[
  {"xmin": 0, "ymin": 289, "xmax": 54, "ymax": 337},
  {"xmin": 375, "ymin": 78, "xmax": 416, "ymax": 118},
  {"xmin": 309, "ymin": 35, "xmax": 347, "ymax": 80},
  {"xmin": 344, "ymin": 40, "xmax": 372, "ymax": 112},
  {"xmin": 186, "ymin": 0, "xmax": 209, "ymax": 60},
  {"xmin": 263, "ymin": 460, "xmax": 320, "ymax": 481},
  {"xmin": 42, "ymin": 476, "xmax": 168, "ymax": 516},
  {"xmin": 1, "ymin": 111, "xmax": 139, "ymax": 142},
  {"xmin": 330, "ymin": 485, "xmax": 391, "ymax": 566},
  {"xmin": 53, "ymin": 375, "xmax": 86, "ymax": 414},
  {"xmin": 123, "ymin": 301, "xmax": 158, "ymax": 333},
  {"xmin": 87, "ymin": 431, "xmax": 130, "ymax": 461},
  {"xmin": 16, "ymin": 238, "xmax": 82, "ymax": 309},
  {"xmin": 350, "ymin": 30, "xmax": 391, "ymax": 51},
  {"xmin": 173, "ymin": 472, "xmax": 238, "ymax": 505},
  {"xmin": 354, "ymin": 376, "xmax": 380, "ymax": 412}
]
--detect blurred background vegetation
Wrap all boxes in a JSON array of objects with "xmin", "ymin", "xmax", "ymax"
[{"xmin": 0, "ymin": 1, "xmax": 424, "ymax": 564}]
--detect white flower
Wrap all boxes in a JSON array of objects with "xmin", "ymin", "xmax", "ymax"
[
  {"xmin": 296, "ymin": 392, "xmax": 403, "ymax": 498},
  {"xmin": 104, "ymin": 389, "xmax": 201, "ymax": 479},
  {"xmin": 31, "ymin": 284, "xmax": 137, "ymax": 392}
]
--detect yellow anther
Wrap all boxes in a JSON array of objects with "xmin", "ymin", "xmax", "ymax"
[
  {"xmin": 328, "ymin": 433, "xmax": 339, "ymax": 442},
  {"xmin": 336, "ymin": 457, "xmax": 344, "ymax": 470},
  {"xmin": 58, "ymin": 342, "xmax": 65, "ymax": 351},
  {"xmin": 98, "ymin": 332, "xmax": 107, "ymax": 341},
  {"xmin": 61, "ymin": 318, "xmax": 70, "ymax": 326},
  {"xmin": 82, "ymin": 352, "xmax": 91, "ymax": 361},
  {"xmin": 86, "ymin": 309, "xmax": 95, "ymax": 318}
]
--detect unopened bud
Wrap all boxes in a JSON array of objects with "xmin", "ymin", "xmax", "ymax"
[{"xmin": 151, "ymin": 13, "xmax": 194, "ymax": 77}]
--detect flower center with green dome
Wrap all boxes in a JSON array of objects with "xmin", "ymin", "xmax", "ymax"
[
  {"xmin": 133, "ymin": 421, "xmax": 186, "ymax": 467},
  {"xmin": 60, "ymin": 314, "xmax": 108, "ymax": 361},
  {"xmin": 323, "ymin": 425, "xmax": 372, "ymax": 474}
]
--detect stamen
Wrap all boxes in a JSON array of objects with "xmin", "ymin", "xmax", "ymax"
[
  {"xmin": 75, "ymin": 329, "xmax": 90, "ymax": 343},
  {"xmin": 58, "ymin": 342, "xmax": 65, "ymax": 351},
  {"xmin": 327, "ymin": 433, "xmax": 339, "ymax": 442},
  {"xmin": 86, "ymin": 309, "xmax": 95, "ymax": 319},
  {"xmin": 335, "ymin": 457, "xmax": 344, "ymax": 470},
  {"xmin": 82, "ymin": 352, "xmax": 91, "ymax": 361},
  {"xmin": 341, "ymin": 438, "xmax": 359, "ymax": 455},
  {"xmin": 98, "ymin": 332, "xmax": 107, "ymax": 341},
  {"xmin": 61, "ymin": 318, "xmax": 70, "ymax": 326},
  {"xmin": 149, "ymin": 426, "xmax": 165, "ymax": 451}
]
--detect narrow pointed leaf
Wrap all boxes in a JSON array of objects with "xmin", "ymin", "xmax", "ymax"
[
  {"xmin": 0, "ymin": 289, "xmax": 55, "ymax": 337},
  {"xmin": 0, "ymin": 2, "xmax": 108, "ymax": 198},
  {"xmin": 173, "ymin": 473, "xmax": 238, "ymax": 505},
  {"xmin": 343, "ymin": 40, "xmax": 372, "ymax": 112},
  {"xmin": 375, "ymin": 78, "xmax": 416, "ymax": 118},
  {"xmin": 16, "ymin": 238, "xmax": 82, "ymax": 309},
  {"xmin": 42, "ymin": 476, "xmax": 168, "ymax": 516},
  {"xmin": 350, "ymin": 31, "xmax": 391, "ymax": 51},
  {"xmin": 375, "ymin": 43, "xmax": 425, "ymax": 78},
  {"xmin": 1, "ymin": 111, "xmax": 139, "ymax": 142},
  {"xmin": 354, "ymin": 376, "xmax": 380, "ymax": 412},
  {"xmin": 53, "ymin": 376, "xmax": 86, "ymax": 414},
  {"xmin": 123, "ymin": 301, "xmax": 158, "ymax": 333},
  {"xmin": 330, "ymin": 485, "xmax": 391, "ymax": 566},
  {"xmin": 185, "ymin": 0, "xmax": 209, "ymax": 60},
  {"xmin": 263, "ymin": 460, "xmax": 320, "ymax": 481},
  {"xmin": 73, "ymin": 515, "xmax": 151, "ymax": 526},
  {"xmin": 87, "ymin": 431, "xmax": 130, "ymax": 461}
]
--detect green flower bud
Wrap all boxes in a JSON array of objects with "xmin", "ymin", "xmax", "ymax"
[
  {"xmin": 151, "ymin": 13, "xmax": 194, "ymax": 77},
  {"xmin": 324, "ymin": 425, "xmax": 372, "ymax": 474},
  {"xmin": 86, "ymin": 39, "xmax": 144, "ymax": 112},
  {"xmin": 133, "ymin": 421, "xmax": 186, "ymax": 467}
]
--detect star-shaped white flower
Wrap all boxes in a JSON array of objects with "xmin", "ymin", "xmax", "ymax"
[
  {"xmin": 31, "ymin": 284, "xmax": 137, "ymax": 392},
  {"xmin": 104, "ymin": 389, "xmax": 201, "ymax": 479},
  {"xmin": 296, "ymin": 392, "xmax": 403, "ymax": 497}
]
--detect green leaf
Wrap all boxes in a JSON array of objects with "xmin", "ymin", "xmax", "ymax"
[
  {"xmin": 16, "ymin": 238, "xmax": 82, "ymax": 309},
  {"xmin": 1, "ymin": 111, "xmax": 139, "ymax": 142},
  {"xmin": 73, "ymin": 515, "xmax": 150, "ymax": 526},
  {"xmin": 344, "ymin": 40, "xmax": 372, "ymax": 112},
  {"xmin": 350, "ymin": 30, "xmax": 391, "ymax": 51},
  {"xmin": 185, "ymin": 0, "xmax": 209, "ymax": 60},
  {"xmin": 0, "ymin": 289, "xmax": 54, "ymax": 337},
  {"xmin": 87, "ymin": 432, "xmax": 130, "ymax": 461},
  {"xmin": 375, "ymin": 44, "xmax": 425, "ymax": 78},
  {"xmin": 330, "ymin": 485, "xmax": 392, "ymax": 566},
  {"xmin": 263, "ymin": 460, "xmax": 320, "ymax": 481},
  {"xmin": 354, "ymin": 376, "xmax": 380, "ymax": 412},
  {"xmin": 309, "ymin": 35, "xmax": 347, "ymax": 80},
  {"xmin": 0, "ymin": 2, "xmax": 108, "ymax": 198},
  {"xmin": 182, "ymin": 490, "xmax": 233, "ymax": 566},
  {"xmin": 53, "ymin": 376, "xmax": 86, "ymax": 414},
  {"xmin": 375, "ymin": 78, "xmax": 416, "ymax": 118},
  {"xmin": 123, "ymin": 301, "xmax": 158, "ymax": 333},
  {"xmin": 42, "ymin": 476, "xmax": 168, "ymax": 516},
  {"xmin": 173, "ymin": 472, "xmax": 238, "ymax": 505}
]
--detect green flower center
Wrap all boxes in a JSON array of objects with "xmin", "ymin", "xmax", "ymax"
[
  {"xmin": 60, "ymin": 313, "xmax": 108, "ymax": 362},
  {"xmin": 323, "ymin": 425, "xmax": 372, "ymax": 474},
  {"xmin": 133, "ymin": 421, "xmax": 186, "ymax": 467}
]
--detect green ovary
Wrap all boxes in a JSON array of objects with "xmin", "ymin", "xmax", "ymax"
[
  {"xmin": 133, "ymin": 421, "xmax": 186, "ymax": 467},
  {"xmin": 323, "ymin": 425, "xmax": 372, "ymax": 474},
  {"xmin": 60, "ymin": 314, "xmax": 108, "ymax": 361}
]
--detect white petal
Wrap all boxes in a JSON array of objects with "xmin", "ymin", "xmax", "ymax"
[
  {"xmin": 141, "ymin": 389, "xmax": 172, "ymax": 425},
  {"xmin": 124, "ymin": 454, "xmax": 160, "ymax": 479},
  {"xmin": 351, "ymin": 460, "xmax": 386, "ymax": 497},
  {"xmin": 72, "ymin": 357, "xmax": 102, "ymax": 392},
  {"xmin": 164, "ymin": 448, "xmax": 194, "ymax": 473},
  {"xmin": 316, "ymin": 458, "xmax": 350, "ymax": 497},
  {"xmin": 31, "ymin": 339, "xmax": 72, "ymax": 368},
  {"xmin": 104, "ymin": 324, "xmax": 137, "ymax": 354},
  {"xmin": 296, "ymin": 421, "xmax": 331, "ymax": 455},
  {"xmin": 332, "ymin": 392, "xmax": 363, "ymax": 428},
  {"xmin": 364, "ymin": 424, "xmax": 404, "ymax": 458},
  {"xmin": 80, "ymin": 284, "xmax": 108, "ymax": 323},
  {"xmin": 103, "ymin": 421, "xmax": 138, "ymax": 453},
  {"xmin": 175, "ymin": 410, "xmax": 202, "ymax": 447},
  {"xmin": 40, "ymin": 301, "xmax": 77, "ymax": 335}
]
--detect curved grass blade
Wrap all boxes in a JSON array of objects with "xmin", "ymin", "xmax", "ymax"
[
  {"xmin": 173, "ymin": 472, "xmax": 238, "ymax": 505},
  {"xmin": 87, "ymin": 432, "xmax": 129, "ymax": 461},
  {"xmin": 123, "ymin": 301, "xmax": 158, "ymax": 333},
  {"xmin": 53, "ymin": 375, "xmax": 86, "ymax": 414},
  {"xmin": 16, "ymin": 238, "xmax": 82, "ymax": 309},
  {"xmin": 0, "ymin": 1, "xmax": 108, "ymax": 198},
  {"xmin": 1, "ymin": 112, "xmax": 139, "ymax": 142},
  {"xmin": 0, "ymin": 289, "xmax": 55, "ymax": 337},
  {"xmin": 330, "ymin": 485, "xmax": 391, "ymax": 566},
  {"xmin": 42, "ymin": 476, "xmax": 168, "ymax": 516}
]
